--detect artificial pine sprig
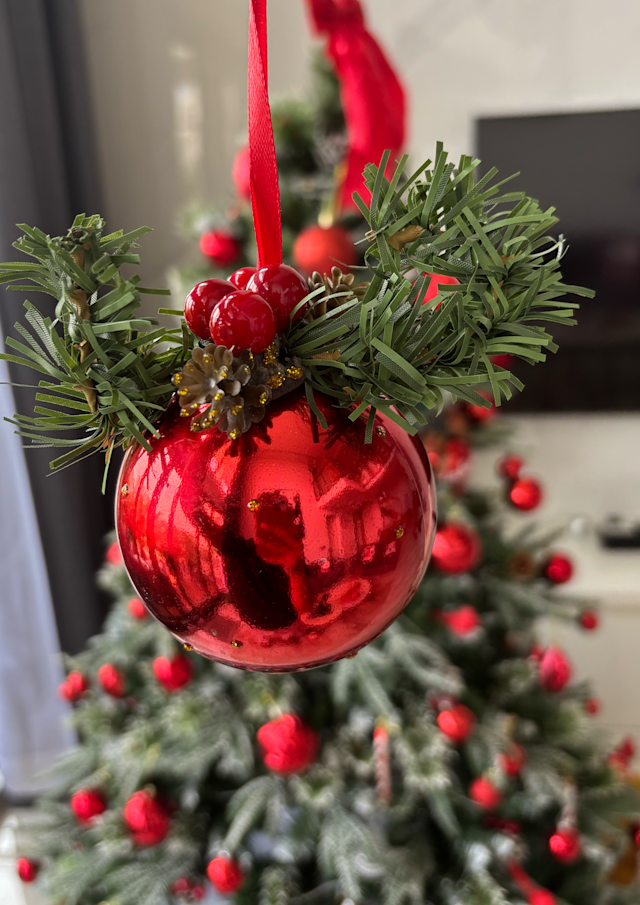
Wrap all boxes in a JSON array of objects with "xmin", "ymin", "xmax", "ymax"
[
  {"xmin": 288, "ymin": 144, "xmax": 594, "ymax": 437},
  {"xmin": 0, "ymin": 215, "xmax": 187, "ymax": 485}
]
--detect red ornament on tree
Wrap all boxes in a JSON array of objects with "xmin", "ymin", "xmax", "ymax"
[
  {"xmin": 508, "ymin": 477, "xmax": 543, "ymax": 511},
  {"xmin": 498, "ymin": 454, "xmax": 523, "ymax": 481},
  {"xmin": 292, "ymin": 224, "xmax": 356, "ymax": 276},
  {"xmin": 190, "ymin": 886, "xmax": 205, "ymax": 900},
  {"xmin": 116, "ymin": 389, "xmax": 435, "ymax": 672},
  {"xmin": 543, "ymin": 553, "xmax": 573, "ymax": 585},
  {"xmin": 199, "ymin": 230, "xmax": 241, "ymax": 268},
  {"xmin": 232, "ymin": 144, "xmax": 251, "ymax": 200},
  {"xmin": 438, "ymin": 605, "xmax": 481, "ymax": 637},
  {"xmin": 184, "ymin": 279, "xmax": 235, "ymax": 341},
  {"xmin": 437, "ymin": 704, "xmax": 476, "ymax": 743},
  {"xmin": 123, "ymin": 790, "xmax": 170, "ymax": 846},
  {"xmin": 171, "ymin": 878, "xmax": 192, "ymax": 895},
  {"xmin": 539, "ymin": 646, "xmax": 571, "ymax": 693},
  {"xmin": 431, "ymin": 523, "xmax": 482, "ymax": 575},
  {"xmin": 58, "ymin": 670, "xmax": 89, "ymax": 702},
  {"xmin": 15, "ymin": 857, "xmax": 38, "ymax": 883},
  {"xmin": 71, "ymin": 789, "xmax": 106, "ymax": 824},
  {"xmin": 529, "ymin": 891, "xmax": 556, "ymax": 905},
  {"xmin": 209, "ymin": 290, "xmax": 276, "ymax": 353},
  {"xmin": 97, "ymin": 663, "xmax": 126, "ymax": 698},
  {"xmin": 608, "ymin": 736, "xmax": 636, "ymax": 771},
  {"xmin": 128, "ymin": 597, "xmax": 148, "ymax": 620},
  {"xmin": 465, "ymin": 391, "xmax": 495, "ymax": 423},
  {"xmin": 423, "ymin": 272, "xmax": 459, "ymax": 307},
  {"xmin": 584, "ymin": 697, "xmax": 600, "ymax": 715},
  {"xmin": 438, "ymin": 437, "xmax": 471, "ymax": 481},
  {"xmin": 105, "ymin": 540, "xmax": 122, "ymax": 565},
  {"xmin": 207, "ymin": 855, "xmax": 244, "ymax": 894},
  {"xmin": 579, "ymin": 609, "xmax": 599, "ymax": 631},
  {"xmin": 549, "ymin": 826, "xmax": 582, "ymax": 863},
  {"xmin": 497, "ymin": 742, "xmax": 526, "ymax": 777},
  {"xmin": 469, "ymin": 776, "xmax": 502, "ymax": 810},
  {"xmin": 152, "ymin": 654, "xmax": 192, "ymax": 692},
  {"xmin": 247, "ymin": 263, "xmax": 309, "ymax": 332},
  {"xmin": 257, "ymin": 714, "xmax": 318, "ymax": 774}
]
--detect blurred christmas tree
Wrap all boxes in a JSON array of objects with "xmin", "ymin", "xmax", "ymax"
[{"xmin": 19, "ymin": 406, "xmax": 640, "ymax": 905}]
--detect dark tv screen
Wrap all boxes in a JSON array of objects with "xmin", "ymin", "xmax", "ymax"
[{"xmin": 476, "ymin": 109, "xmax": 640, "ymax": 411}]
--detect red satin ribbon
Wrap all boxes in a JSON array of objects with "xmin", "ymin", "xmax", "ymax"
[
  {"xmin": 304, "ymin": 0, "xmax": 406, "ymax": 211},
  {"xmin": 248, "ymin": 0, "xmax": 283, "ymax": 267}
]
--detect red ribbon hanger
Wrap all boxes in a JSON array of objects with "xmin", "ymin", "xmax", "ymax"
[{"xmin": 247, "ymin": 0, "xmax": 283, "ymax": 267}]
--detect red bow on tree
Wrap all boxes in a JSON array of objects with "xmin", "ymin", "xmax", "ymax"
[{"xmin": 304, "ymin": 0, "xmax": 406, "ymax": 211}]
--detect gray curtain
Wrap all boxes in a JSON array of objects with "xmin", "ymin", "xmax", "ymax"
[{"xmin": 0, "ymin": 0, "xmax": 113, "ymax": 654}]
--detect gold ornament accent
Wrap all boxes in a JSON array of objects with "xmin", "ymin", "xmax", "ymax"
[
  {"xmin": 247, "ymin": 500, "xmax": 261, "ymax": 512},
  {"xmin": 121, "ymin": 483, "xmax": 129, "ymax": 497},
  {"xmin": 287, "ymin": 366, "xmax": 304, "ymax": 381},
  {"xmin": 267, "ymin": 372, "xmax": 286, "ymax": 390},
  {"xmin": 183, "ymin": 643, "xmax": 194, "ymax": 652},
  {"xmin": 376, "ymin": 425, "xmax": 387, "ymax": 437},
  {"xmin": 229, "ymin": 429, "xmax": 241, "ymax": 440},
  {"xmin": 346, "ymin": 651, "xmax": 358, "ymax": 659},
  {"xmin": 395, "ymin": 526, "xmax": 404, "ymax": 539},
  {"xmin": 231, "ymin": 639, "xmax": 242, "ymax": 648},
  {"xmin": 262, "ymin": 343, "xmax": 278, "ymax": 367}
]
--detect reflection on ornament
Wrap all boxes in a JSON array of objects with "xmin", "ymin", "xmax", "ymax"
[{"xmin": 116, "ymin": 389, "xmax": 435, "ymax": 672}]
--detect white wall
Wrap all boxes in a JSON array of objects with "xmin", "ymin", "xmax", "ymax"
[{"xmin": 79, "ymin": 1, "xmax": 640, "ymax": 746}]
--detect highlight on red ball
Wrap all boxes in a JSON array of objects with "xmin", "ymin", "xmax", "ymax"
[
  {"xmin": 508, "ymin": 476, "xmax": 543, "ymax": 512},
  {"xmin": 543, "ymin": 553, "xmax": 574, "ymax": 585}
]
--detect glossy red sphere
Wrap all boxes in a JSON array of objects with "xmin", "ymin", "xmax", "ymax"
[
  {"xmin": 539, "ymin": 645, "xmax": 572, "ymax": 692},
  {"xmin": 431, "ymin": 523, "xmax": 481, "ymax": 574},
  {"xmin": 152, "ymin": 654, "xmax": 192, "ymax": 691},
  {"xmin": 543, "ymin": 553, "xmax": 573, "ymax": 584},
  {"xmin": 437, "ymin": 704, "xmax": 475, "ymax": 743},
  {"xmin": 16, "ymin": 857, "xmax": 38, "ymax": 883},
  {"xmin": 184, "ymin": 279, "xmax": 235, "ymax": 341},
  {"xmin": 498, "ymin": 454, "xmax": 523, "ymax": 481},
  {"xmin": 247, "ymin": 264, "xmax": 309, "ymax": 333},
  {"xmin": 579, "ymin": 609, "xmax": 599, "ymax": 631},
  {"xmin": 128, "ymin": 596, "xmax": 148, "ymax": 619},
  {"xmin": 116, "ymin": 389, "xmax": 435, "ymax": 672},
  {"xmin": 71, "ymin": 789, "xmax": 106, "ymax": 824},
  {"xmin": 509, "ymin": 477, "xmax": 543, "ymax": 511},
  {"xmin": 469, "ymin": 777, "xmax": 502, "ymax": 810},
  {"xmin": 549, "ymin": 826, "xmax": 582, "ymax": 863},
  {"xmin": 199, "ymin": 230, "xmax": 240, "ymax": 267},
  {"xmin": 207, "ymin": 856, "xmax": 244, "ymax": 894},
  {"xmin": 210, "ymin": 290, "xmax": 277, "ymax": 353},
  {"xmin": 293, "ymin": 224, "xmax": 357, "ymax": 276},
  {"xmin": 228, "ymin": 266, "xmax": 257, "ymax": 290}
]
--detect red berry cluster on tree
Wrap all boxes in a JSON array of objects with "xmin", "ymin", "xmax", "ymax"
[
  {"xmin": 152, "ymin": 654, "xmax": 192, "ymax": 692},
  {"xmin": 123, "ymin": 789, "xmax": 171, "ymax": 846},
  {"xmin": 71, "ymin": 789, "xmax": 106, "ymax": 824},
  {"xmin": 538, "ymin": 646, "xmax": 572, "ymax": 693},
  {"xmin": 257, "ymin": 714, "xmax": 319, "ymax": 775},
  {"xmin": 128, "ymin": 597, "xmax": 148, "ymax": 620},
  {"xmin": 58, "ymin": 670, "xmax": 89, "ymax": 702},
  {"xmin": 207, "ymin": 855, "xmax": 244, "ymax": 894},
  {"xmin": 437, "ymin": 704, "xmax": 476, "ymax": 743},
  {"xmin": 431, "ymin": 523, "xmax": 482, "ymax": 574},
  {"xmin": 15, "ymin": 857, "xmax": 38, "ymax": 883},
  {"xmin": 97, "ymin": 663, "xmax": 126, "ymax": 698}
]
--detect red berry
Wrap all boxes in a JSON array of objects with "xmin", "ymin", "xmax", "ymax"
[
  {"xmin": 152, "ymin": 655, "xmax": 192, "ymax": 692},
  {"xmin": 97, "ymin": 663, "xmax": 126, "ymax": 698},
  {"xmin": 228, "ymin": 266, "xmax": 257, "ymax": 290},
  {"xmin": 199, "ymin": 230, "xmax": 241, "ymax": 268},
  {"xmin": 539, "ymin": 646, "xmax": 571, "ymax": 693},
  {"xmin": 16, "ymin": 857, "xmax": 38, "ymax": 883},
  {"xmin": 490, "ymin": 353, "xmax": 513, "ymax": 369},
  {"xmin": 508, "ymin": 477, "xmax": 543, "ymax": 511},
  {"xmin": 124, "ymin": 790, "xmax": 171, "ymax": 846},
  {"xmin": 585, "ymin": 697, "xmax": 600, "ymax": 715},
  {"xmin": 184, "ymin": 279, "xmax": 235, "ymax": 341},
  {"xmin": 292, "ymin": 224, "xmax": 356, "ymax": 276},
  {"xmin": 207, "ymin": 856, "xmax": 244, "ymax": 894},
  {"xmin": 498, "ymin": 454, "xmax": 523, "ymax": 481},
  {"xmin": 543, "ymin": 553, "xmax": 573, "ymax": 584},
  {"xmin": 579, "ymin": 609, "xmax": 599, "ymax": 631},
  {"xmin": 71, "ymin": 789, "xmax": 106, "ymax": 824},
  {"xmin": 469, "ymin": 777, "xmax": 502, "ymax": 810},
  {"xmin": 210, "ymin": 290, "xmax": 276, "ymax": 353},
  {"xmin": 465, "ymin": 391, "xmax": 495, "ymax": 423},
  {"xmin": 549, "ymin": 826, "xmax": 582, "ymax": 863},
  {"xmin": 437, "ymin": 704, "xmax": 476, "ymax": 743},
  {"xmin": 128, "ymin": 597, "xmax": 148, "ymax": 620},
  {"xmin": 248, "ymin": 264, "xmax": 309, "ymax": 333},
  {"xmin": 58, "ymin": 670, "xmax": 89, "ymax": 702}
]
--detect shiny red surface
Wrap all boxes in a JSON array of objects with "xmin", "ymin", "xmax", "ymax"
[{"xmin": 116, "ymin": 389, "xmax": 435, "ymax": 672}]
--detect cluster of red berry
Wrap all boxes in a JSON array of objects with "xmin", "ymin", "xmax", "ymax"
[{"xmin": 184, "ymin": 263, "xmax": 309, "ymax": 353}]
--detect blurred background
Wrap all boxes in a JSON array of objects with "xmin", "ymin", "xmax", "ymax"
[{"xmin": 1, "ymin": 1, "xmax": 640, "ymax": 902}]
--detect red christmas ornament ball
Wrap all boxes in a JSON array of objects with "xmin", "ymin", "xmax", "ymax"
[
  {"xmin": 116, "ymin": 388, "xmax": 435, "ymax": 672},
  {"xmin": 58, "ymin": 670, "xmax": 89, "ymax": 702},
  {"xmin": 539, "ymin": 646, "xmax": 571, "ymax": 693},
  {"xmin": 423, "ymin": 272, "xmax": 459, "ymax": 307},
  {"xmin": 498, "ymin": 454, "xmax": 523, "ymax": 481},
  {"xmin": 497, "ymin": 742, "xmax": 527, "ymax": 777},
  {"xmin": 529, "ymin": 891, "xmax": 556, "ymax": 905},
  {"xmin": 508, "ymin": 477, "xmax": 543, "ymax": 511},
  {"xmin": 579, "ymin": 609, "xmax": 599, "ymax": 631},
  {"xmin": 71, "ymin": 788, "xmax": 106, "ymax": 824},
  {"xmin": 439, "ymin": 437, "xmax": 471, "ymax": 480},
  {"xmin": 292, "ymin": 224, "xmax": 357, "ymax": 276},
  {"xmin": 543, "ymin": 553, "xmax": 573, "ymax": 585},
  {"xmin": 190, "ymin": 886, "xmax": 205, "ymax": 900},
  {"xmin": 199, "ymin": 230, "xmax": 241, "ymax": 268},
  {"xmin": 438, "ymin": 604, "xmax": 481, "ymax": 636},
  {"xmin": 465, "ymin": 392, "xmax": 495, "ymax": 423},
  {"xmin": 16, "ymin": 857, "xmax": 38, "ymax": 883},
  {"xmin": 97, "ymin": 663, "xmax": 126, "ymax": 698},
  {"xmin": 247, "ymin": 263, "xmax": 309, "ymax": 333},
  {"xmin": 124, "ymin": 790, "xmax": 170, "ymax": 846},
  {"xmin": 585, "ymin": 697, "xmax": 600, "ymax": 715},
  {"xmin": 105, "ymin": 540, "xmax": 122, "ymax": 565},
  {"xmin": 152, "ymin": 654, "xmax": 192, "ymax": 692},
  {"xmin": 184, "ymin": 279, "xmax": 235, "ymax": 341},
  {"xmin": 431, "ymin": 523, "xmax": 482, "ymax": 575},
  {"xmin": 229, "ymin": 266, "xmax": 257, "ymax": 290},
  {"xmin": 258, "ymin": 714, "xmax": 319, "ymax": 774},
  {"xmin": 207, "ymin": 856, "xmax": 245, "ymax": 894},
  {"xmin": 469, "ymin": 777, "xmax": 502, "ymax": 810},
  {"xmin": 170, "ymin": 877, "xmax": 192, "ymax": 895},
  {"xmin": 128, "ymin": 596, "xmax": 148, "ymax": 619},
  {"xmin": 437, "ymin": 704, "xmax": 475, "ymax": 743},
  {"xmin": 549, "ymin": 826, "xmax": 582, "ymax": 863},
  {"xmin": 232, "ymin": 145, "xmax": 251, "ymax": 200},
  {"xmin": 210, "ymin": 290, "xmax": 276, "ymax": 353}
]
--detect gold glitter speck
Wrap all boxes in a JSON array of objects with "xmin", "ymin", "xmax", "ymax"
[
  {"xmin": 202, "ymin": 353, "xmax": 213, "ymax": 364},
  {"xmin": 229, "ymin": 429, "xmax": 241, "ymax": 440},
  {"xmin": 183, "ymin": 643, "xmax": 193, "ymax": 651},
  {"xmin": 171, "ymin": 373, "xmax": 183, "ymax": 386},
  {"xmin": 259, "ymin": 392, "xmax": 268, "ymax": 405},
  {"xmin": 376, "ymin": 425, "xmax": 387, "ymax": 437},
  {"xmin": 247, "ymin": 500, "xmax": 261, "ymax": 512},
  {"xmin": 121, "ymin": 484, "xmax": 129, "ymax": 497},
  {"xmin": 395, "ymin": 526, "xmax": 404, "ymax": 539},
  {"xmin": 287, "ymin": 366, "xmax": 304, "ymax": 380},
  {"xmin": 232, "ymin": 404, "xmax": 243, "ymax": 415},
  {"xmin": 346, "ymin": 652, "xmax": 358, "ymax": 659},
  {"xmin": 267, "ymin": 373, "xmax": 286, "ymax": 389},
  {"xmin": 214, "ymin": 392, "xmax": 224, "ymax": 402},
  {"xmin": 231, "ymin": 639, "xmax": 243, "ymax": 648},
  {"xmin": 178, "ymin": 387, "xmax": 188, "ymax": 396}
]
